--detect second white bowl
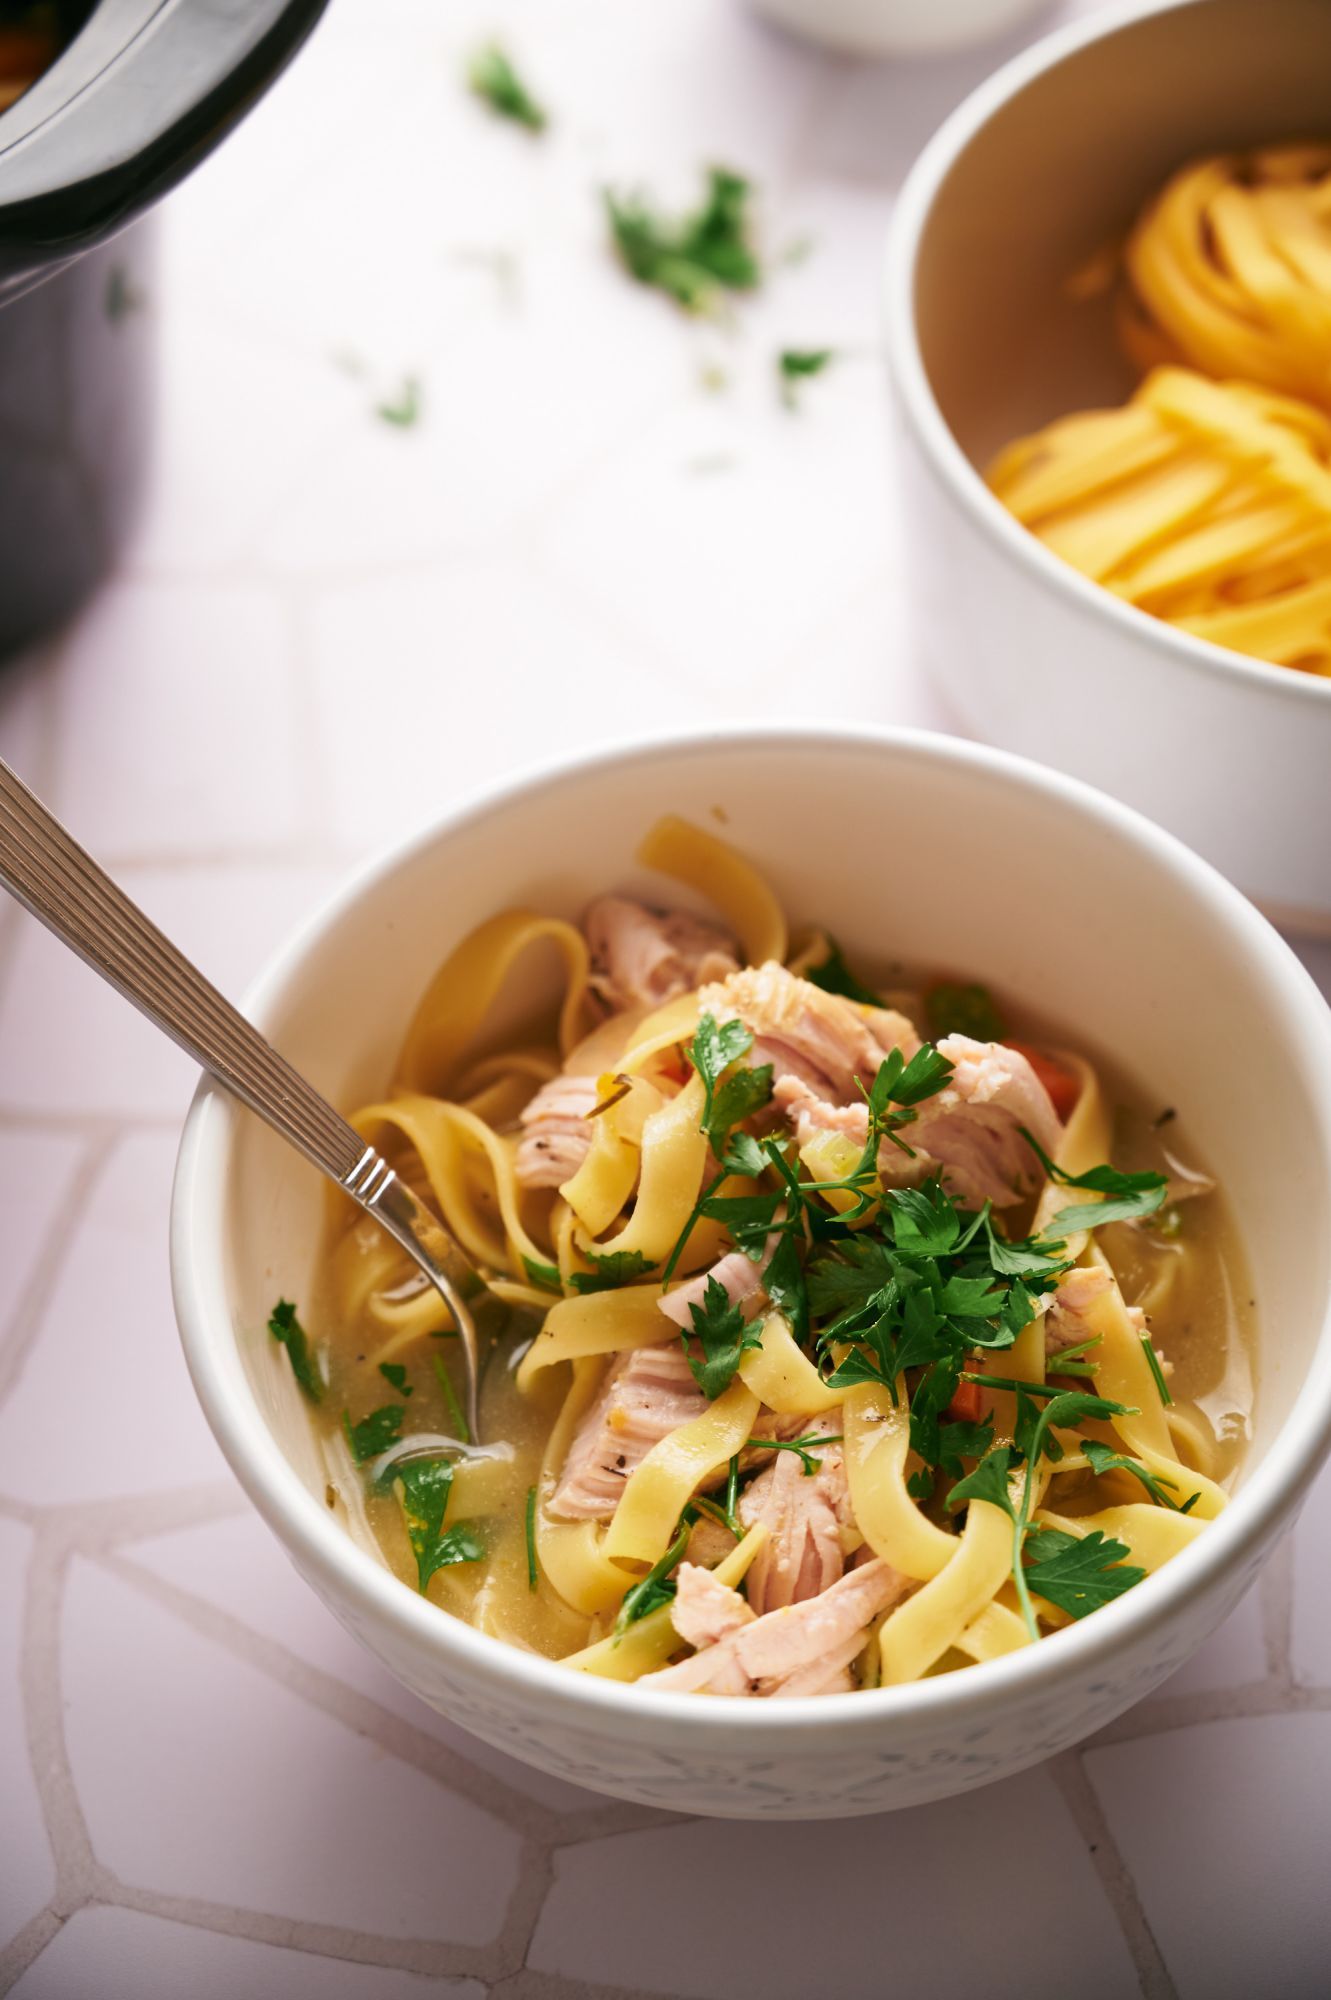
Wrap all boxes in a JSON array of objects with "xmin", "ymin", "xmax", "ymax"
[{"xmin": 885, "ymin": 0, "xmax": 1331, "ymax": 936}]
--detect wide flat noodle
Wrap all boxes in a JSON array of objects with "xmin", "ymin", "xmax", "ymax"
[
  {"xmin": 396, "ymin": 911, "xmax": 592, "ymax": 1093},
  {"xmin": 878, "ymin": 1484, "xmax": 1019, "ymax": 1685},
  {"xmin": 565, "ymin": 1525, "xmax": 768, "ymax": 1681},
  {"xmin": 603, "ymin": 1379, "xmax": 759, "ymax": 1568},
  {"xmin": 637, "ymin": 814, "xmax": 788, "ymax": 966},
  {"xmin": 843, "ymin": 1383, "xmax": 959, "ymax": 1582}
]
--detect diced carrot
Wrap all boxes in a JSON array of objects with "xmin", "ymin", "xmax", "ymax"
[
  {"xmin": 947, "ymin": 1378, "xmax": 986, "ymax": 1424},
  {"xmin": 1006, "ymin": 1041, "xmax": 1081, "ymax": 1122}
]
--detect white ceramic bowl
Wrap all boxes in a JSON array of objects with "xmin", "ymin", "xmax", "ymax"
[
  {"xmin": 745, "ymin": 0, "xmax": 1047, "ymax": 58},
  {"xmin": 172, "ymin": 726, "xmax": 1331, "ymax": 1820},
  {"xmin": 885, "ymin": 0, "xmax": 1331, "ymax": 937}
]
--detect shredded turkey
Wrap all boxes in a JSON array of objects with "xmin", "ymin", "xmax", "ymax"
[
  {"xmin": 585, "ymin": 896, "xmax": 739, "ymax": 1015},
  {"xmin": 738, "ymin": 1411, "xmax": 853, "ymax": 1615},
  {"xmin": 515, "ymin": 1072, "xmax": 600, "ymax": 1190},
  {"xmin": 549, "ymin": 1341, "xmax": 705, "ymax": 1520}
]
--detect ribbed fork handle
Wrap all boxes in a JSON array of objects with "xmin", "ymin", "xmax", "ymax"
[{"xmin": 0, "ymin": 757, "xmax": 481, "ymax": 1439}]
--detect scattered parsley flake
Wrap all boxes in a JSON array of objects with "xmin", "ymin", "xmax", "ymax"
[
  {"xmin": 522, "ymin": 1255, "xmax": 563, "ymax": 1293},
  {"xmin": 614, "ymin": 1516, "xmax": 692, "ymax": 1638},
  {"xmin": 1140, "ymin": 1336, "xmax": 1174, "ymax": 1408},
  {"xmin": 525, "ymin": 1485, "xmax": 539, "ymax": 1592},
  {"xmin": 467, "ymin": 44, "xmax": 547, "ymax": 132},
  {"xmin": 778, "ymin": 347, "xmax": 834, "ymax": 407},
  {"xmin": 925, "ymin": 980, "xmax": 1005, "ymax": 1041},
  {"xmin": 375, "ymin": 377, "xmax": 422, "ymax": 428},
  {"xmin": 342, "ymin": 1404, "xmax": 404, "ymax": 1464},
  {"xmin": 378, "ymin": 1362, "xmax": 412, "ymax": 1397},
  {"xmin": 267, "ymin": 1299, "xmax": 322, "ymax": 1403},
  {"xmin": 744, "ymin": 1431, "xmax": 843, "ymax": 1476},
  {"xmin": 432, "ymin": 1351, "xmax": 471, "ymax": 1442},
  {"xmin": 605, "ymin": 166, "xmax": 761, "ymax": 317},
  {"xmin": 1021, "ymin": 1128, "xmax": 1168, "ymax": 1231},
  {"xmin": 804, "ymin": 938, "xmax": 880, "ymax": 1006},
  {"xmin": 569, "ymin": 1249, "xmax": 656, "ymax": 1295}
]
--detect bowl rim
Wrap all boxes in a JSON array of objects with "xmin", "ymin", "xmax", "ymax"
[
  {"xmin": 172, "ymin": 721, "xmax": 1331, "ymax": 1740},
  {"xmin": 882, "ymin": 0, "xmax": 1331, "ymax": 714}
]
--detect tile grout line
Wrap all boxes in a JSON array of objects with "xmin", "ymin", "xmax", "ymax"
[
  {"xmin": 1047, "ymin": 1749, "xmax": 1179, "ymax": 2000},
  {"xmin": 0, "ymin": 1128, "xmax": 119, "ymax": 1412},
  {"xmin": 18, "ymin": 1527, "xmax": 99, "ymax": 1933},
  {"xmin": 96, "ymin": 1547, "xmax": 583, "ymax": 1847},
  {"xmin": 0, "ymin": 1907, "xmax": 65, "ymax": 1997}
]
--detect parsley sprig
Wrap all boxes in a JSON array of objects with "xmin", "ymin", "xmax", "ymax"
[
  {"xmin": 605, "ymin": 167, "xmax": 761, "ymax": 316},
  {"xmin": 467, "ymin": 44, "xmax": 547, "ymax": 132},
  {"xmin": 1021, "ymin": 1130, "xmax": 1168, "ymax": 1231}
]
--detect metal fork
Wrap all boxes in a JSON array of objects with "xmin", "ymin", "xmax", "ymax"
[{"xmin": 0, "ymin": 755, "xmax": 484, "ymax": 1441}]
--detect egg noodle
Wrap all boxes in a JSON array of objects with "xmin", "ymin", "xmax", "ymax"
[
  {"xmin": 290, "ymin": 817, "xmax": 1248, "ymax": 1697},
  {"xmin": 989, "ymin": 144, "xmax": 1331, "ymax": 676}
]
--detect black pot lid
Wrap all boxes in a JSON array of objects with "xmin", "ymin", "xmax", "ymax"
[{"xmin": 0, "ymin": 0, "xmax": 327, "ymax": 298}]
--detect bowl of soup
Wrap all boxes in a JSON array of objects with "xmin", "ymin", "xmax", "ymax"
[
  {"xmin": 884, "ymin": 0, "xmax": 1331, "ymax": 936},
  {"xmin": 170, "ymin": 726, "xmax": 1331, "ymax": 1818}
]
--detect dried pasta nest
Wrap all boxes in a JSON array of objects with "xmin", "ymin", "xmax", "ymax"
[
  {"xmin": 988, "ymin": 367, "xmax": 1331, "ymax": 676},
  {"xmin": 1121, "ymin": 144, "xmax": 1331, "ymax": 411}
]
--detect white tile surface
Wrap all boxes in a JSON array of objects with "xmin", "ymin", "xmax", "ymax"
[
  {"xmin": 125, "ymin": 1509, "xmax": 618, "ymax": 1818},
  {"xmin": 1, "ymin": 0, "xmax": 1327, "ymax": 1995},
  {"xmin": 530, "ymin": 1766, "xmax": 1141, "ymax": 2000},
  {"xmin": 61, "ymin": 1561, "xmax": 521, "ymax": 1944},
  {"xmin": 0, "ymin": 1135, "xmax": 227, "ymax": 1503},
  {"xmin": 1086, "ymin": 1715, "xmax": 1331, "ymax": 1999},
  {"xmin": 9, "ymin": 1906, "xmax": 485, "ymax": 1999},
  {"xmin": 0, "ymin": 1521, "xmax": 56, "ymax": 1949},
  {"xmin": 0, "ymin": 864, "xmax": 338, "ymax": 1117}
]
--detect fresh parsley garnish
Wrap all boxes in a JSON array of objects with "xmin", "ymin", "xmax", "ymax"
[
  {"xmin": 375, "ymin": 377, "xmax": 421, "ymax": 428},
  {"xmin": 925, "ymin": 980, "xmax": 1005, "ymax": 1041},
  {"xmin": 569, "ymin": 1249, "xmax": 657, "ymax": 1294},
  {"xmin": 267, "ymin": 1299, "xmax": 322, "ymax": 1403},
  {"xmin": 378, "ymin": 1455, "xmax": 484, "ymax": 1594},
  {"xmin": 614, "ymin": 1515, "xmax": 693, "ymax": 1637},
  {"xmin": 378, "ymin": 1362, "xmax": 412, "ymax": 1397},
  {"xmin": 467, "ymin": 44, "xmax": 547, "ymax": 132},
  {"xmin": 804, "ymin": 938, "xmax": 880, "ymax": 1006},
  {"xmin": 684, "ymin": 1275, "xmax": 763, "ymax": 1399},
  {"xmin": 432, "ymin": 1351, "xmax": 471, "ymax": 1442},
  {"xmin": 342, "ymin": 1404, "xmax": 404, "ymax": 1464},
  {"xmin": 1023, "ymin": 1526, "xmax": 1146, "ymax": 1619},
  {"xmin": 525, "ymin": 1485, "xmax": 539, "ymax": 1592},
  {"xmin": 778, "ymin": 347, "xmax": 834, "ymax": 407},
  {"xmin": 1082, "ymin": 1437, "xmax": 1194, "ymax": 1510},
  {"xmin": 1021, "ymin": 1129, "xmax": 1168, "ymax": 1231},
  {"xmin": 745, "ymin": 1431, "xmax": 844, "ymax": 1476},
  {"xmin": 605, "ymin": 166, "xmax": 761, "ymax": 316},
  {"xmin": 522, "ymin": 1255, "xmax": 563, "ymax": 1293},
  {"xmin": 1140, "ymin": 1336, "xmax": 1174, "ymax": 1408},
  {"xmin": 947, "ymin": 1389, "xmax": 1136, "ymax": 1639}
]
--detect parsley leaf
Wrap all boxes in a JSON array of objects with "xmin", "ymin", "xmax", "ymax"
[
  {"xmin": 745, "ymin": 1431, "xmax": 844, "ymax": 1475},
  {"xmin": 522, "ymin": 1255, "xmax": 563, "ymax": 1293},
  {"xmin": 804, "ymin": 937, "xmax": 880, "ymax": 1006},
  {"xmin": 379, "ymin": 1455, "xmax": 485, "ymax": 1593},
  {"xmin": 525, "ymin": 1485, "xmax": 539, "ymax": 1592},
  {"xmin": 378, "ymin": 1362, "xmax": 412, "ymax": 1397},
  {"xmin": 467, "ymin": 44, "xmax": 547, "ymax": 132},
  {"xmin": 1022, "ymin": 1128, "xmax": 1168, "ymax": 1230},
  {"xmin": 707, "ymin": 1062, "xmax": 775, "ymax": 1158},
  {"xmin": 778, "ymin": 348, "xmax": 835, "ymax": 408},
  {"xmin": 375, "ymin": 377, "xmax": 421, "ymax": 428},
  {"xmin": 1140, "ymin": 1335, "xmax": 1174, "ymax": 1408},
  {"xmin": 688, "ymin": 1013, "xmax": 756, "ymax": 1130},
  {"xmin": 267, "ymin": 1299, "xmax": 322, "ymax": 1403},
  {"xmin": 1082, "ymin": 1437, "xmax": 1188, "ymax": 1509},
  {"xmin": 615, "ymin": 1515, "xmax": 693, "ymax": 1636},
  {"xmin": 569, "ymin": 1249, "xmax": 657, "ymax": 1295},
  {"xmin": 342, "ymin": 1404, "xmax": 405, "ymax": 1464},
  {"xmin": 925, "ymin": 980, "xmax": 1005, "ymax": 1041},
  {"xmin": 432, "ymin": 1351, "xmax": 471, "ymax": 1443},
  {"xmin": 947, "ymin": 1445, "xmax": 1017, "ymax": 1518},
  {"xmin": 605, "ymin": 167, "xmax": 760, "ymax": 316},
  {"xmin": 1023, "ymin": 1527, "xmax": 1146, "ymax": 1619},
  {"xmin": 684, "ymin": 1274, "xmax": 763, "ymax": 1399}
]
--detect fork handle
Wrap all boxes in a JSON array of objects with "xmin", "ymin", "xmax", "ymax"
[{"xmin": 0, "ymin": 757, "xmax": 481, "ymax": 1433}]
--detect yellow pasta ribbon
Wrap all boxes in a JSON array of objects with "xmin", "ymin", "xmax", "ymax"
[
  {"xmin": 603, "ymin": 1380, "xmax": 760, "ymax": 1568},
  {"xmin": 879, "ymin": 1489, "xmax": 1017, "ymax": 1685},
  {"xmin": 396, "ymin": 910, "xmax": 591, "ymax": 1093},
  {"xmin": 843, "ymin": 1384, "xmax": 959, "ymax": 1582},
  {"xmin": 564, "ymin": 1525, "xmax": 769, "ymax": 1680},
  {"xmin": 1036, "ymin": 1502, "xmax": 1205, "ymax": 1573},
  {"xmin": 515, "ymin": 1287, "xmax": 671, "ymax": 1392},
  {"xmin": 637, "ymin": 815, "xmax": 788, "ymax": 967},
  {"xmin": 738, "ymin": 1312, "xmax": 842, "ymax": 1416},
  {"xmin": 586, "ymin": 1074, "xmax": 709, "ymax": 1264},
  {"xmin": 534, "ymin": 1362, "xmax": 634, "ymax": 1615}
]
